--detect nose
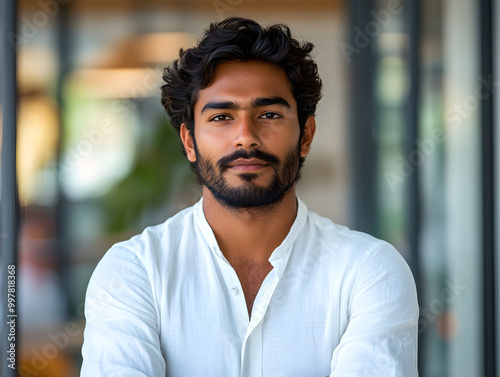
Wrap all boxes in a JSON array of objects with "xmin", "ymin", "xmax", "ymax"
[{"xmin": 233, "ymin": 114, "xmax": 261, "ymax": 149}]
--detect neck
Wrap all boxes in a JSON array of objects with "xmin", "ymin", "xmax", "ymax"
[{"xmin": 202, "ymin": 186, "xmax": 298, "ymax": 264}]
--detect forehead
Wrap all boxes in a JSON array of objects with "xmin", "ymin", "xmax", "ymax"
[{"xmin": 194, "ymin": 61, "xmax": 296, "ymax": 111}]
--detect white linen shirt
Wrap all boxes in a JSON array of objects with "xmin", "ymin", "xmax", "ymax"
[{"xmin": 81, "ymin": 198, "xmax": 419, "ymax": 377}]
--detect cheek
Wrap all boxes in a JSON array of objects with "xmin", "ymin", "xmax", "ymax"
[
  {"xmin": 261, "ymin": 123, "xmax": 300, "ymax": 149},
  {"xmin": 195, "ymin": 131, "xmax": 237, "ymax": 162},
  {"xmin": 195, "ymin": 125, "xmax": 224, "ymax": 147},
  {"xmin": 192, "ymin": 138, "xmax": 220, "ymax": 164}
]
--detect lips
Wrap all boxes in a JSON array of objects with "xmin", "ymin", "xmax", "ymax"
[{"xmin": 227, "ymin": 158, "xmax": 270, "ymax": 172}]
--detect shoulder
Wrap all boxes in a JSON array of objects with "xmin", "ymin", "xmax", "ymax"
[
  {"xmin": 85, "ymin": 204, "xmax": 201, "ymax": 316},
  {"xmin": 305, "ymin": 208, "xmax": 401, "ymax": 261},
  {"xmin": 304, "ymin": 209, "xmax": 418, "ymax": 312},
  {"xmin": 88, "ymin": 203, "xmax": 200, "ymax": 289},
  {"xmin": 302, "ymin": 208, "xmax": 415, "ymax": 289},
  {"xmin": 103, "ymin": 203, "xmax": 198, "ymax": 263}
]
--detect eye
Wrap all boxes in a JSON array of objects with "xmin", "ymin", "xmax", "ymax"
[
  {"xmin": 259, "ymin": 112, "xmax": 282, "ymax": 119},
  {"xmin": 209, "ymin": 114, "xmax": 232, "ymax": 122}
]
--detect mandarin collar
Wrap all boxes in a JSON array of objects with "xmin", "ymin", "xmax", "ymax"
[{"xmin": 194, "ymin": 197, "xmax": 308, "ymax": 275}]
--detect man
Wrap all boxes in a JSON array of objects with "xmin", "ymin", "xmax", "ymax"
[{"xmin": 82, "ymin": 17, "xmax": 419, "ymax": 376}]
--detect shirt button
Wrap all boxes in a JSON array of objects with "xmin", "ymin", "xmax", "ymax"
[{"xmin": 231, "ymin": 287, "xmax": 239, "ymax": 295}]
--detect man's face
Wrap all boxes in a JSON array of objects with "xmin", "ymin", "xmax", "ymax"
[{"xmin": 181, "ymin": 61, "xmax": 314, "ymax": 208}]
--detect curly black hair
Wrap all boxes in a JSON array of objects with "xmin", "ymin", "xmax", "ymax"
[{"xmin": 161, "ymin": 17, "xmax": 322, "ymax": 141}]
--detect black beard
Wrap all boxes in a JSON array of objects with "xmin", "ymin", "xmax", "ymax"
[{"xmin": 192, "ymin": 143, "xmax": 302, "ymax": 209}]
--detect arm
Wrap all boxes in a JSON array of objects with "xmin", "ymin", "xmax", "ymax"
[
  {"xmin": 329, "ymin": 244, "xmax": 419, "ymax": 377},
  {"xmin": 81, "ymin": 245, "xmax": 166, "ymax": 376}
]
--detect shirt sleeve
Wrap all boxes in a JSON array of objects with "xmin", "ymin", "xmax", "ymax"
[
  {"xmin": 81, "ymin": 244, "xmax": 166, "ymax": 377},
  {"xmin": 329, "ymin": 243, "xmax": 419, "ymax": 377}
]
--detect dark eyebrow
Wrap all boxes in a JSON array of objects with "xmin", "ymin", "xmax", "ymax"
[
  {"xmin": 201, "ymin": 101, "xmax": 238, "ymax": 113},
  {"xmin": 252, "ymin": 97, "xmax": 291, "ymax": 108},
  {"xmin": 200, "ymin": 97, "xmax": 291, "ymax": 114}
]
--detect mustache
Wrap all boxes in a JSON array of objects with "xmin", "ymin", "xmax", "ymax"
[{"xmin": 218, "ymin": 149, "xmax": 280, "ymax": 170}]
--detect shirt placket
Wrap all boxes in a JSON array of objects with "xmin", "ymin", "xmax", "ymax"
[
  {"xmin": 210, "ymin": 243, "xmax": 250, "ymax": 343},
  {"xmin": 240, "ymin": 268, "xmax": 281, "ymax": 377},
  {"xmin": 211, "ymin": 242, "xmax": 286, "ymax": 377}
]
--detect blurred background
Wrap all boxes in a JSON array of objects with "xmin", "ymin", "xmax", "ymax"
[{"xmin": 0, "ymin": 0, "xmax": 499, "ymax": 376}]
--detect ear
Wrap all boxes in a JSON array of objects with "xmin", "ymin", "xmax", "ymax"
[
  {"xmin": 300, "ymin": 116, "xmax": 316, "ymax": 158},
  {"xmin": 180, "ymin": 123, "xmax": 197, "ymax": 162}
]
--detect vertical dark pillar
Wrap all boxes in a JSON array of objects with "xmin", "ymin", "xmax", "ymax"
[
  {"xmin": 0, "ymin": 0, "xmax": 19, "ymax": 376},
  {"xmin": 481, "ymin": 1, "xmax": 496, "ymax": 376},
  {"xmin": 348, "ymin": 0, "xmax": 377, "ymax": 235},
  {"xmin": 55, "ymin": 0, "xmax": 72, "ymax": 318},
  {"xmin": 406, "ymin": 0, "xmax": 422, "ymax": 370},
  {"xmin": 406, "ymin": 0, "xmax": 421, "ymax": 278}
]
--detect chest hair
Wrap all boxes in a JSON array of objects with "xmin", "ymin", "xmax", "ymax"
[{"xmin": 233, "ymin": 261, "xmax": 274, "ymax": 317}]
